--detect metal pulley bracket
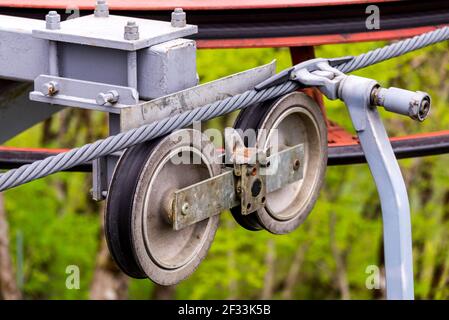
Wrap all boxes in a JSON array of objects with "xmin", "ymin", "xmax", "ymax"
[
  {"xmin": 170, "ymin": 143, "xmax": 304, "ymax": 231},
  {"xmin": 233, "ymin": 160, "xmax": 267, "ymax": 216}
]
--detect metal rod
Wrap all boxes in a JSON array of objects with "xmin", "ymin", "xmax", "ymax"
[
  {"xmin": 127, "ymin": 51, "xmax": 137, "ymax": 89},
  {"xmin": 48, "ymin": 41, "xmax": 59, "ymax": 76}
]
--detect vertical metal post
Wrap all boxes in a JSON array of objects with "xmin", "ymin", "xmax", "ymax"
[
  {"xmin": 127, "ymin": 51, "xmax": 138, "ymax": 89},
  {"xmin": 45, "ymin": 11, "xmax": 61, "ymax": 76},
  {"xmin": 340, "ymin": 76, "xmax": 414, "ymax": 300},
  {"xmin": 48, "ymin": 41, "xmax": 59, "ymax": 76}
]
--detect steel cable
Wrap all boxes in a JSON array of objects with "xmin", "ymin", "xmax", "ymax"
[{"xmin": 0, "ymin": 26, "xmax": 448, "ymax": 191}]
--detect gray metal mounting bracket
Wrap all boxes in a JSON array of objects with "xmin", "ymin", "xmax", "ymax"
[
  {"xmin": 30, "ymin": 75, "xmax": 140, "ymax": 112},
  {"xmin": 340, "ymin": 75, "xmax": 415, "ymax": 300}
]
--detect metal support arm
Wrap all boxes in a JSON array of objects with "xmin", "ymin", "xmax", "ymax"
[
  {"xmin": 339, "ymin": 75, "xmax": 414, "ymax": 300},
  {"xmin": 283, "ymin": 57, "xmax": 431, "ymax": 299}
]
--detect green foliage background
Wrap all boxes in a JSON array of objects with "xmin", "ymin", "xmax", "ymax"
[{"xmin": 4, "ymin": 41, "xmax": 449, "ymax": 299}]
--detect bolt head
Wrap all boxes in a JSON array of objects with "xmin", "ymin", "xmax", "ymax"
[
  {"xmin": 171, "ymin": 7, "xmax": 186, "ymax": 28},
  {"xmin": 45, "ymin": 11, "xmax": 61, "ymax": 30},
  {"xmin": 94, "ymin": 0, "xmax": 109, "ymax": 17},
  {"xmin": 181, "ymin": 202, "xmax": 190, "ymax": 215},
  {"xmin": 96, "ymin": 90, "xmax": 119, "ymax": 106},
  {"xmin": 42, "ymin": 81, "xmax": 59, "ymax": 96},
  {"xmin": 96, "ymin": 93, "xmax": 109, "ymax": 106},
  {"xmin": 124, "ymin": 21, "xmax": 139, "ymax": 40}
]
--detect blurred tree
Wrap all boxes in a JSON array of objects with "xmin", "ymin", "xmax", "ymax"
[{"xmin": 0, "ymin": 193, "xmax": 21, "ymax": 299}]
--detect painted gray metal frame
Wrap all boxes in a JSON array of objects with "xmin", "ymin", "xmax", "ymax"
[
  {"xmin": 288, "ymin": 58, "xmax": 417, "ymax": 300},
  {"xmin": 32, "ymin": 14, "xmax": 197, "ymax": 51},
  {"xmin": 30, "ymin": 75, "xmax": 140, "ymax": 112},
  {"xmin": 339, "ymin": 76, "xmax": 414, "ymax": 300}
]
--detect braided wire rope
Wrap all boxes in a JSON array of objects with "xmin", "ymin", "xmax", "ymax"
[{"xmin": 0, "ymin": 26, "xmax": 448, "ymax": 191}]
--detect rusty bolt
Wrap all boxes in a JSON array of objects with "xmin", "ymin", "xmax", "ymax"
[
  {"xmin": 124, "ymin": 21, "xmax": 139, "ymax": 40},
  {"xmin": 171, "ymin": 8, "xmax": 186, "ymax": 28},
  {"xmin": 42, "ymin": 81, "xmax": 59, "ymax": 96},
  {"xmin": 45, "ymin": 11, "xmax": 61, "ymax": 30}
]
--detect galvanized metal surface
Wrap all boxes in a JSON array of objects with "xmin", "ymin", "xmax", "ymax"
[
  {"xmin": 238, "ymin": 163, "xmax": 266, "ymax": 216},
  {"xmin": 265, "ymin": 144, "xmax": 304, "ymax": 193},
  {"xmin": 231, "ymin": 92, "xmax": 328, "ymax": 234},
  {"xmin": 120, "ymin": 61, "xmax": 276, "ymax": 131},
  {"xmin": 173, "ymin": 170, "xmax": 237, "ymax": 231},
  {"xmin": 172, "ymin": 144, "xmax": 304, "ymax": 231},
  {"xmin": 32, "ymin": 14, "xmax": 197, "ymax": 51}
]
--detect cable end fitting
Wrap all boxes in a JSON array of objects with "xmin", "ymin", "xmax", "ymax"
[{"xmin": 372, "ymin": 87, "xmax": 431, "ymax": 122}]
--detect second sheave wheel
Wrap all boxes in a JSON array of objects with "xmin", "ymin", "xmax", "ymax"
[
  {"xmin": 231, "ymin": 92, "xmax": 328, "ymax": 234},
  {"xmin": 105, "ymin": 129, "xmax": 220, "ymax": 285}
]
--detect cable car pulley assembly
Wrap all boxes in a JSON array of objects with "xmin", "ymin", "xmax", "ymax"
[{"xmin": 0, "ymin": 4, "xmax": 443, "ymax": 299}]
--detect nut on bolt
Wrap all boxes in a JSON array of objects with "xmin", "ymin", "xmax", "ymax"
[
  {"xmin": 96, "ymin": 90, "xmax": 119, "ymax": 106},
  {"xmin": 171, "ymin": 8, "xmax": 186, "ymax": 28},
  {"xmin": 42, "ymin": 81, "xmax": 59, "ymax": 96},
  {"xmin": 124, "ymin": 21, "xmax": 139, "ymax": 40},
  {"xmin": 181, "ymin": 202, "xmax": 190, "ymax": 215},
  {"xmin": 94, "ymin": 0, "xmax": 109, "ymax": 17},
  {"xmin": 45, "ymin": 11, "xmax": 61, "ymax": 30}
]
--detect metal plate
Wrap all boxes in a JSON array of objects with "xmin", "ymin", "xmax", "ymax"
[
  {"xmin": 120, "ymin": 60, "xmax": 276, "ymax": 131},
  {"xmin": 173, "ymin": 170, "xmax": 237, "ymax": 231},
  {"xmin": 172, "ymin": 144, "xmax": 304, "ymax": 230},
  {"xmin": 32, "ymin": 14, "xmax": 197, "ymax": 51},
  {"xmin": 30, "ymin": 75, "xmax": 139, "ymax": 112},
  {"xmin": 265, "ymin": 144, "xmax": 304, "ymax": 193}
]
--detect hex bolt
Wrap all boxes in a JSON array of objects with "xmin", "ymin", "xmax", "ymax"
[
  {"xmin": 45, "ymin": 11, "xmax": 61, "ymax": 30},
  {"xmin": 181, "ymin": 202, "xmax": 190, "ymax": 216},
  {"xmin": 96, "ymin": 90, "xmax": 119, "ymax": 106},
  {"xmin": 94, "ymin": 0, "xmax": 109, "ymax": 17},
  {"xmin": 124, "ymin": 21, "xmax": 139, "ymax": 40},
  {"xmin": 42, "ymin": 81, "xmax": 59, "ymax": 96},
  {"xmin": 171, "ymin": 8, "xmax": 186, "ymax": 28}
]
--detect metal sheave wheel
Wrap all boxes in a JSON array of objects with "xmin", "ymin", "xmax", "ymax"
[
  {"xmin": 105, "ymin": 129, "xmax": 220, "ymax": 285},
  {"xmin": 231, "ymin": 92, "xmax": 328, "ymax": 234}
]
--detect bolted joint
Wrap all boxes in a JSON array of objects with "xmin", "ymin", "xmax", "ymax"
[
  {"xmin": 124, "ymin": 21, "xmax": 139, "ymax": 40},
  {"xmin": 94, "ymin": 0, "xmax": 109, "ymax": 17},
  {"xmin": 45, "ymin": 11, "xmax": 61, "ymax": 30},
  {"xmin": 181, "ymin": 202, "xmax": 190, "ymax": 216},
  {"xmin": 96, "ymin": 90, "xmax": 119, "ymax": 106},
  {"xmin": 372, "ymin": 87, "xmax": 431, "ymax": 122},
  {"xmin": 171, "ymin": 8, "xmax": 186, "ymax": 28},
  {"xmin": 42, "ymin": 81, "xmax": 59, "ymax": 96}
]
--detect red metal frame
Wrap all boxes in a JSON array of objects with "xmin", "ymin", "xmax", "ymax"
[
  {"xmin": 0, "ymin": 0, "xmax": 397, "ymax": 10},
  {"xmin": 196, "ymin": 25, "xmax": 449, "ymax": 49}
]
